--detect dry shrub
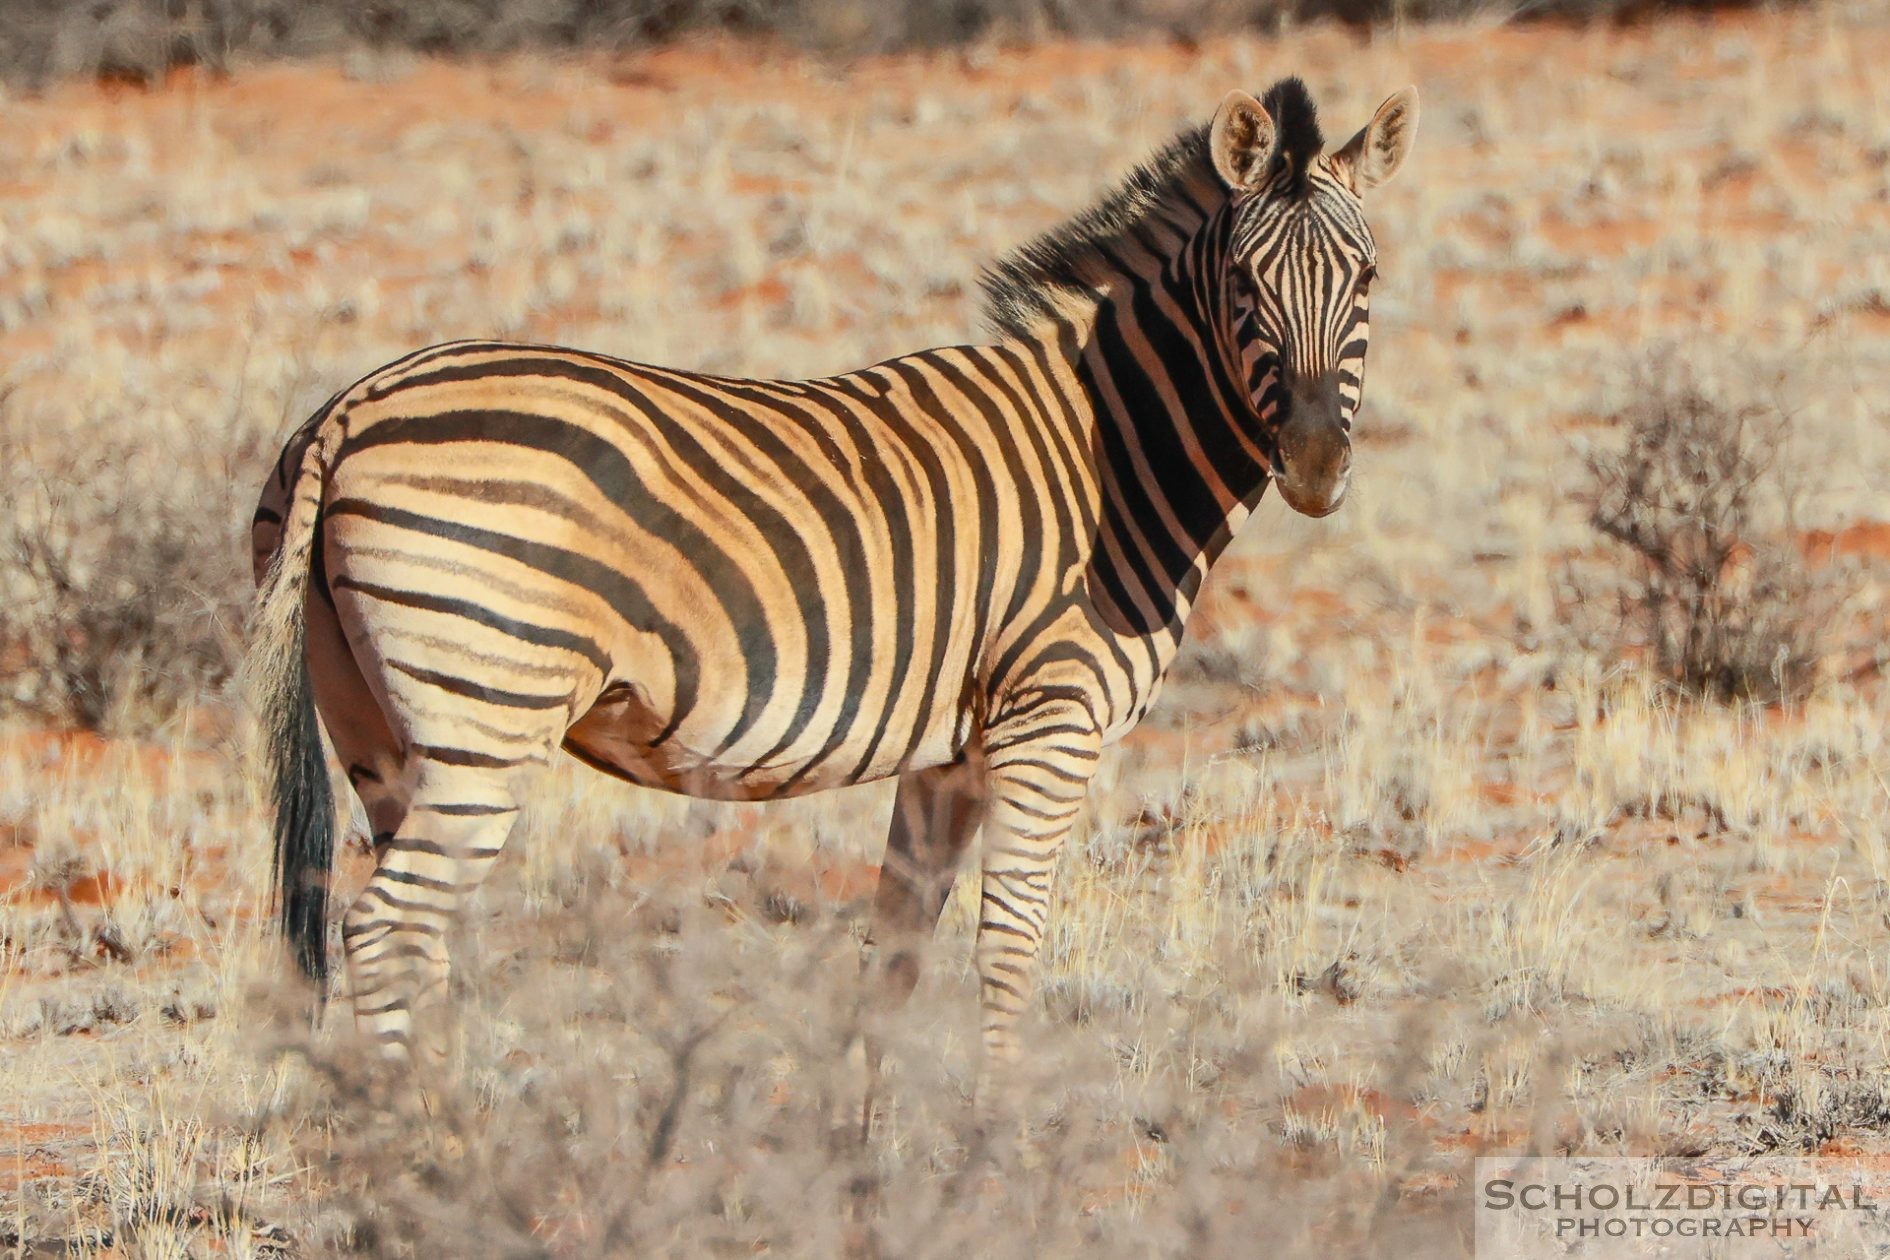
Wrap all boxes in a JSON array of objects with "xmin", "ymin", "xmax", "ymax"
[
  {"xmin": 0, "ymin": 391, "xmax": 267, "ymax": 732},
  {"xmin": 1584, "ymin": 374, "xmax": 1820, "ymax": 703},
  {"xmin": 240, "ymin": 861, "xmax": 1468, "ymax": 1259},
  {"xmin": 1755, "ymin": 1079, "xmax": 1890, "ymax": 1153}
]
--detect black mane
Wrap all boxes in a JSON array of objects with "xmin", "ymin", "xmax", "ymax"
[
  {"xmin": 1263, "ymin": 77, "xmax": 1325, "ymax": 196},
  {"xmin": 978, "ymin": 124, "xmax": 1215, "ymax": 340},
  {"xmin": 979, "ymin": 78, "xmax": 1323, "ymax": 340}
]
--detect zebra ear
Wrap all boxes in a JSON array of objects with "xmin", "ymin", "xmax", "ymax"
[
  {"xmin": 1335, "ymin": 87, "xmax": 1419, "ymax": 193},
  {"xmin": 1209, "ymin": 90, "xmax": 1276, "ymax": 192}
]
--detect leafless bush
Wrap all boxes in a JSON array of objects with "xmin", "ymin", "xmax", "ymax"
[
  {"xmin": 1754, "ymin": 1079, "xmax": 1890, "ymax": 1152},
  {"xmin": 0, "ymin": 392, "xmax": 268, "ymax": 732},
  {"xmin": 1584, "ymin": 375, "xmax": 1821, "ymax": 703}
]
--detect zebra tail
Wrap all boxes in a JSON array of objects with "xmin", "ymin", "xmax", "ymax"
[{"xmin": 246, "ymin": 441, "xmax": 335, "ymax": 997}]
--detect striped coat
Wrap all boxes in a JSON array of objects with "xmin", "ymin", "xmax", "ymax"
[{"xmin": 249, "ymin": 76, "xmax": 1418, "ymax": 1076}]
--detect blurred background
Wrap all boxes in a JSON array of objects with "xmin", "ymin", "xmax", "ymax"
[
  {"xmin": 2, "ymin": 0, "xmax": 1888, "ymax": 1255},
  {"xmin": 0, "ymin": 0, "xmax": 1828, "ymax": 85}
]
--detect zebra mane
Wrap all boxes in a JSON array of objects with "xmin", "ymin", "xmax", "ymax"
[
  {"xmin": 979, "ymin": 78, "xmax": 1325, "ymax": 340},
  {"xmin": 1264, "ymin": 77, "xmax": 1325, "ymax": 196},
  {"xmin": 978, "ymin": 122, "xmax": 1220, "ymax": 341}
]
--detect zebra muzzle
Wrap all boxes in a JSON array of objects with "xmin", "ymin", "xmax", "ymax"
[{"xmin": 1272, "ymin": 393, "xmax": 1352, "ymax": 519}]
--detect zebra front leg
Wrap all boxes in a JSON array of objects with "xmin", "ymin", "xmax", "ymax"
[
  {"xmin": 859, "ymin": 758, "xmax": 986, "ymax": 1136},
  {"xmin": 864, "ymin": 758, "xmax": 987, "ymax": 1008},
  {"xmin": 341, "ymin": 764, "xmax": 526, "ymax": 1068},
  {"xmin": 975, "ymin": 692, "xmax": 1102, "ymax": 1088}
]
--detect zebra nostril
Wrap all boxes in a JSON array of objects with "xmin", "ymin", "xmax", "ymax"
[{"xmin": 1269, "ymin": 449, "xmax": 1288, "ymax": 479}]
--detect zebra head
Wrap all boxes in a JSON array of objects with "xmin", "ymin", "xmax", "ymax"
[{"xmin": 1209, "ymin": 79, "xmax": 1418, "ymax": 518}]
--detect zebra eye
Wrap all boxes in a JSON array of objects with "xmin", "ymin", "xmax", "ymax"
[{"xmin": 1357, "ymin": 263, "xmax": 1378, "ymax": 288}]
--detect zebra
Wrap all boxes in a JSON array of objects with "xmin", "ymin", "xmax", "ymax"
[{"xmin": 248, "ymin": 77, "xmax": 1418, "ymax": 1077}]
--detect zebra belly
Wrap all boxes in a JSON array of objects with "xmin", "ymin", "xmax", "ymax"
[{"xmin": 561, "ymin": 684, "xmax": 947, "ymax": 801}]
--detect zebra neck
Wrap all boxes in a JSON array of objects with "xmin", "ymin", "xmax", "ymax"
[{"xmin": 1049, "ymin": 217, "xmax": 1270, "ymax": 649}]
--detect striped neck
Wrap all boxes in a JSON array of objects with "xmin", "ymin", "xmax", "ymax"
[{"xmin": 1048, "ymin": 199, "xmax": 1271, "ymax": 642}]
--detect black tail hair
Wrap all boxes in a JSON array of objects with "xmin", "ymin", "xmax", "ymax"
[
  {"xmin": 248, "ymin": 422, "xmax": 338, "ymax": 998},
  {"xmin": 268, "ymin": 625, "xmax": 334, "ymax": 990}
]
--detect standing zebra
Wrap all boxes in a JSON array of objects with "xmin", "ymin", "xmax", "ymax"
[{"xmin": 250, "ymin": 77, "xmax": 1418, "ymax": 1072}]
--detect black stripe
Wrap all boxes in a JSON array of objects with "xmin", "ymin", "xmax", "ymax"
[
  {"xmin": 329, "ymin": 493, "xmax": 699, "ymax": 739},
  {"xmin": 881, "ymin": 357, "xmax": 1006, "ymax": 767},
  {"xmin": 930, "ymin": 351, "xmax": 1047, "ymax": 633},
  {"xmin": 830, "ymin": 370, "xmax": 960, "ymax": 771},
  {"xmin": 381, "ymin": 868, "xmax": 459, "ymax": 893},
  {"xmin": 412, "ymin": 802, "xmax": 521, "ymax": 817},
  {"xmin": 635, "ymin": 370, "xmax": 857, "ymax": 773},
  {"xmin": 387, "ymin": 658, "xmax": 570, "ymax": 711},
  {"xmin": 332, "ymin": 577, "xmax": 612, "ymax": 674},
  {"xmin": 409, "ymin": 743, "xmax": 528, "ymax": 770},
  {"xmin": 338, "ymin": 402, "xmax": 750, "ymax": 744},
  {"xmin": 754, "ymin": 380, "xmax": 922, "ymax": 789}
]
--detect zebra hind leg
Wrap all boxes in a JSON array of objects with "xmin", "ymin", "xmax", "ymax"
[
  {"xmin": 340, "ymin": 756, "xmax": 533, "ymax": 1070},
  {"xmin": 344, "ymin": 761, "xmax": 409, "ymax": 857}
]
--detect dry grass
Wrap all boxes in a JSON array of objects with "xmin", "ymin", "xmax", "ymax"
[{"xmin": 4, "ymin": 3, "xmax": 1890, "ymax": 1254}]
